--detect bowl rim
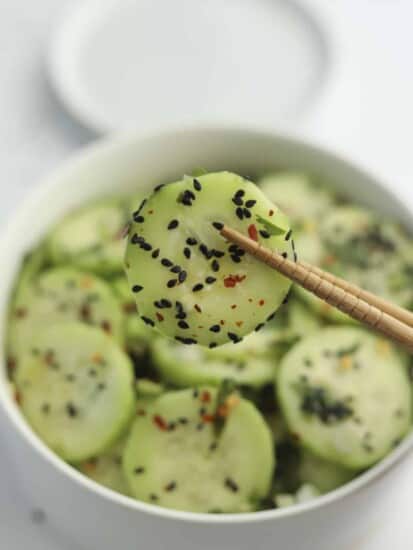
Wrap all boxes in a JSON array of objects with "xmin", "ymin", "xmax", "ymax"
[{"xmin": 1, "ymin": 124, "xmax": 412, "ymax": 525}]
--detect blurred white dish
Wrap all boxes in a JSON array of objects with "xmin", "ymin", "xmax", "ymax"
[
  {"xmin": 1, "ymin": 126, "xmax": 413, "ymax": 550},
  {"xmin": 48, "ymin": 0, "xmax": 331, "ymax": 133}
]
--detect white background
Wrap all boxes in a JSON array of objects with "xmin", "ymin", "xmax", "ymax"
[{"xmin": 1, "ymin": 1, "xmax": 413, "ymax": 548}]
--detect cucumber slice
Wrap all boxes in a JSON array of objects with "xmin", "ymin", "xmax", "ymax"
[
  {"xmin": 7, "ymin": 268, "xmax": 124, "ymax": 371},
  {"xmin": 16, "ymin": 323, "xmax": 136, "ymax": 462},
  {"xmin": 123, "ymin": 387, "xmax": 274, "ymax": 513},
  {"xmin": 278, "ymin": 327, "xmax": 412, "ymax": 469},
  {"xmin": 259, "ymin": 172, "xmax": 336, "ymax": 225},
  {"xmin": 78, "ymin": 436, "xmax": 132, "ymax": 496},
  {"xmin": 151, "ymin": 330, "xmax": 280, "ymax": 389},
  {"xmin": 48, "ymin": 198, "xmax": 129, "ymax": 275},
  {"xmin": 136, "ymin": 378, "xmax": 164, "ymax": 398},
  {"xmin": 296, "ymin": 206, "xmax": 413, "ymax": 321},
  {"xmin": 125, "ymin": 171, "xmax": 293, "ymax": 347},
  {"xmin": 298, "ymin": 449, "xmax": 355, "ymax": 494}
]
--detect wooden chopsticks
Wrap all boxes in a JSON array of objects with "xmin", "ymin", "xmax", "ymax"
[{"xmin": 220, "ymin": 225, "xmax": 413, "ymax": 354}]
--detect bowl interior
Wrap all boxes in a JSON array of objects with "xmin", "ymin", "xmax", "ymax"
[{"xmin": 1, "ymin": 127, "xmax": 412, "ymax": 521}]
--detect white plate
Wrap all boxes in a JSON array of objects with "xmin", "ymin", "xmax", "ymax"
[{"xmin": 49, "ymin": 0, "xmax": 333, "ymax": 134}]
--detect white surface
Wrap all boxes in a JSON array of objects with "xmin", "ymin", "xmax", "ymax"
[
  {"xmin": 0, "ymin": 0, "xmax": 413, "ymax": 548},
  {"xmin": 49, "ymin": 0, "xmax": 330, "ymax": 133}
]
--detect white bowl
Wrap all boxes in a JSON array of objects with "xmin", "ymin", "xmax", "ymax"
[{"xmin": 1, "ymin": 127, "xmax": 412, "ymax": 550}]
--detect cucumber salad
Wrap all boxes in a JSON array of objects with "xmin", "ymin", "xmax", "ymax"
[{"xmin": 5, "ymin": 171, "xmax": 413, "ymax": 514}]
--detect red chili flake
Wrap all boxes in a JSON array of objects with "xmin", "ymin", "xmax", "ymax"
[
  {"xmin": 202, "ymin": 414, "xmax": 215, "ymax": 423},
  {"xmin": 15, "ymin": 307, "xmax": 27, "ymax": 319},
  {"xmin": 91, "ymin": 353, "xmax": 104, "ymax": 364},
  {"xmin": 268, "ymin": 209, "xmax": 274, "ymax": 217},
  {"xmin": 101, "ymin": 320, "xmax": 112, "ymax": 334},
  {"xmin": 220, "ymin": 320, "xmax": 225, "ymax": 326},
  {"xmin": 82, "ymin": 459, "xmax": 98, "ymax": 474},
  {"xmin": 236, "ymin": 321, "xmax": 243, "ymax": 327},
  {"xmin": 194, "ymin": 304, "xmax": 202, "ymax": 313},
  {"xmin": 230, "ymin": 304, "xmax": 237, "ymax": 309},
  {"xmin": 248, "ymin": 224, "xmax": 258, "ymax": 242},
  {"xmin": 156, "ymin": 312, "xmax": 164, "ymax": 322},
  {"xmin": 259, "ymin": 299, "xmax": 265, "ymax": 306},
  {"xmin": 200, "ymin": 390, "xmax": 211, "ymax": 403},
  {"xmin": 224, "ymin": 275, "xmax": 246, "ymax": 288},
  {"xmin": 137, "ymin": 409, "xmax": 147, "ymax": 416},
  {"xmin": 153, "ymin": 414, "xmax": 168, "ymax": 431},
  {"xmin": 122, "ymin": 302, "xmax": 136, "ymax": 314},
  {"xmin": 7, "ymin": 357, "xmax": 16, "ymax": 373},
  {"xmin": 14, "ymin": 390, "xmax": 21, "ymax": 405},
  {"xmin": 44, "ymin": 351, "xmax": 55, "ymax": 366}
]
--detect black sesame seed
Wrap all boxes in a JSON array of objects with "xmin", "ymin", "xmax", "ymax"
[
  {"xmin": 165, "ymin": 481, "xmax": 177, "ymax": 492},
  {"xmin": 154, "ymin": 183, "xmax": 165, "ymax": 192},
  {"xmin": 245, "ymin": 199, "xmax": 256, "ymax": 208},
  {"xmin": 225, "ymin": 477, "xmax": 239, "ymax": 492},
  {"xmin": 183, "ymin": 247, "xmax": 191, "ymax": 259},
  {"xmin": 235, "ymin": 189, "xmax": 245, "ymax": 198},
  {"xmin": 243, "ymin": 208, "xmax": 252, "ymax": 219},
  {"xmin": 186, "ymin": 237, "xmax": 197, "ymax": 246},
  {"xmin": 212, "ymin": 221, "xmax": 224, "ymax": 230},
  {"xmin": 134, "ymin": 215, "xmax": 144, "ymax": 223},
  {"xmin": 160, "ymin": 299, "xmax": 172, "ymax": 308},
  {"xmin": 161, "ymin": 258, "xmax": 173, "ymax": 267},
  {"xmin": 131, "ymin": 233, "xmax": 141, "ymax": 244},
  {"xmin": 209, "ymin": 324, "xmax": 221, "ymax": 333},
  {"xmin": 182, "ymin": 337, "xmax": 197, "ymax": 345},
  {"xmin": 150, "ymin": 494, "xmax": 159, "ymax": 501},
  {"xmin": 212, "ymin": 250, "xmax": 225, "ymax": 258},
  {"xmin": 151, "ymin": 248, "xmax": 160, "ymax": 258},
  {"xmin": 227, "ymin": 332, "xmax": 241, "ymax": 343},
  {"xmin": 196, "ymin": 423, "xmax": 204, "ymax": 431},
  {"xmin": 41, "ymin": 403, "xmax": 50, "ymax": 414},
  {"xmin": 235, "ymin": 207, "xmax": 244, "ymax": 220},
  {"xmin": 192, "ymin": 283, "xmax": 204, "ymax": 292},
  {"xmin": 285, "ymin": 229, "xmax": 293, "ymax": 241},
  {"xmin": 205, "ymin": 277, "xmax": 216, "ymax": 284},
  {"xmin": 228, "ymin": 244, "xmax": 238, "ymax": 253},
  {"xmin": 193, "ymin": 178, "xmax": 202, "ymax": 191},
  {"xmin": 66, "ymin": 402, "xmax": 78, "ymax": 418},
  {"xmin": 168, "ymin": 219, "xmax": 179, "ymax": 230},
  {"xmin": 211, "ymin": 260, "xmax": 220, "ymax": 272},
  {"xmin": 132, "ymin": 285, "xmax": 143, "ymax": 293},
  {"xmin": 209, "ymin": 442, "xmax": 218, "ymax": 451},
  {"xmin": 179, "ymin": 417, "xmax": 188, "ymax": 425},
  {"xmin": 168, "ymin": 422, "xmax": 176, "ymax": 431},
  {"xmin": 175, "ymin": 311, "xmax": 187, "ymax": 320},
  {"xmin": 209, "ymin": 342, "xmax": 218, "ymax": 349},
  {"xmin": 97, "ymin": 382, "xmax": 106, "ymax": 391},
  {"xmin": 266, "ymin": 312, "xmax": 276, "ymax": 322},
  {"xmin": 134, "ymin": 467, "xmax": 145, "ymax": 474},
  {"xmin": 141, "ymin": 242, "xmax": 152, "ymax": 251},
  {"xmin": 293, "ymin": 251, "xmax": 298, "ymax": 262},
  {"xmin": 259, "ymin": 230, "xmax": 270, "ymax": 239},
  {"xmin": 176, "ymin": 301, "xmax": 184, "ymax": 311},
  {"xmin": 199, "ymin": 407, "xmax": 206, "ymax": 416},
  {"xmin": 230, "ymin": 255, "xmax": 241, "ymax": 263},
  {"xmin": 170, "ymin": 265, "xmax": 181, "ymax": 273},
  {"xmin": 141, "ymin": 316, "xmax": 155, "ymax": 327},
  {"xmin": 281, "ymin": 252, "xmax": 288, "ymax": 259},
  {"xmin": 178, "ymin": 320, "xmax": 189, "ymax": 330},
  {"xmin": 255, "ymin": 323, "xmax": 265, "ymax": 332},
  {"xmin": 178, "ymin": 270, "xmax": 187, "ymax": 283},
  {"xmin": 232, "ymin": 196, "xmax": 244, "ymax": 206},
  {"xmin": 193, "ymin": 389, "xmax": 199, "ymax": 398}
]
